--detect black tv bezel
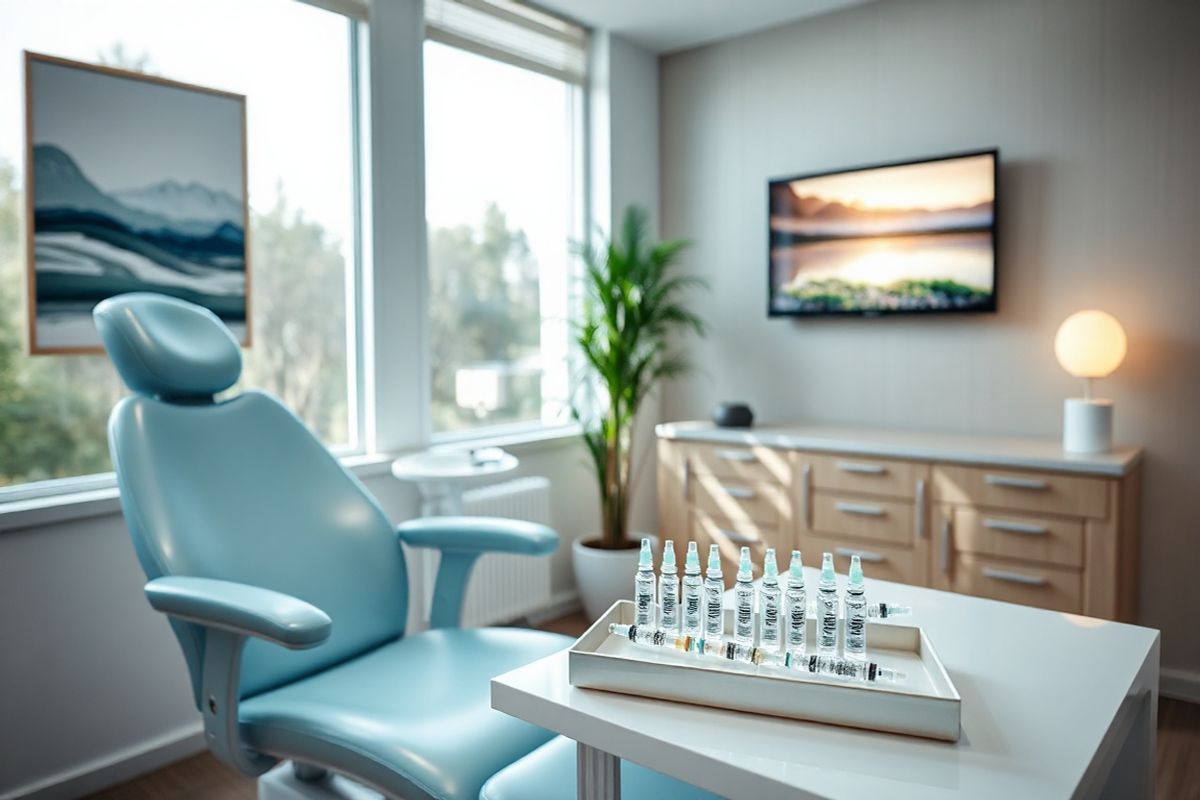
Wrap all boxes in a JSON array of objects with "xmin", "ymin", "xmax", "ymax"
[{"xmin": 766, "ymin": 147, "xmax": 1000, "ymax": 319}]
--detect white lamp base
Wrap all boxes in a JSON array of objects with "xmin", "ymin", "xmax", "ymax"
[{"xmin": 1063, "ymin": 397, "xmax": 1114, "ymax": 454}]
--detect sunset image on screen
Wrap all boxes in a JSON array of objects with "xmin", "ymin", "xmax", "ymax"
[{"xmin": 769, "ymin": 152, "xmax": 995, "ymax": 315}]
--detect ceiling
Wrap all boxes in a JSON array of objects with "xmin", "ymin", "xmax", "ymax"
[{"xmin": 534, "ymin": 0, "xmax": 873, "ymax": 54}]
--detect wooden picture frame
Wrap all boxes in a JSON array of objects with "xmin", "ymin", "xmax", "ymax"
[{"xmin": 23, "ymin": 51, "xmax": 251, "ymax": 354}]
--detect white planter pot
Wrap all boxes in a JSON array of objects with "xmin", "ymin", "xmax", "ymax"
[{"xmin": 572, "ymin": 534, "xmax": 658, "ymax": 622}]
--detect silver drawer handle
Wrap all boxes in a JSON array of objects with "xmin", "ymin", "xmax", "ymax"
[
  {"xmin": 834, "ymin": 501, "xmax": 885, "ymax": 517},
  {"xmin": 985, "ymin": 474, "xmax": 1049, "ymax": 491},
  {"xmin": 717, "ymin": 528, "xmax": 759, "ymax": 544},
  {"xmin": 715, "ymin": 449, "xmax": 757, "ymax": 463},
  {"xmin": 940, "ymin": 519, "xmax": 951, "ymax": 574},
  {"xmin": 836, "ymin": 461, "xmax": 887, "ymax": 475},
  {"xmin": 982, "ymin": 567, "xmax": 1048, "ymax": 586},
  {"xmin": 915, "ymin": 478, "xmax": 927, "ymax": 538},
  {"xmin": 983, "ymin": 518, "xmax": 1048, "ymax": 535},
  {"xmin": 720, "ymin": 485, "xmax": 757, "ymax": 500},
  {"xmin": 835, "ymin": 547, "xmax": 885, "ymax": 563}
]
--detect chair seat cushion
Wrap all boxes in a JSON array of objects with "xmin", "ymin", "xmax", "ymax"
[
  {"xmin": 240, "ymin": 627, "xmax": 570, "ymax": 800},
  {"xmin": 480, "ymin": 736, "xmax": 724, "ymax": 800}
]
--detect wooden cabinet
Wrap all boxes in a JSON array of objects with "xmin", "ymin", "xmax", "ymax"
[
  {"xmin": 808, "ymin": 453, "xmax": 926, "ymax": 500},
  {"xmin": 932, "ymin": 464, "xmax": 1108, "ymax": 519},
  {"xmin": 931, "ymin": 465, "xmax": 1139, "ymax": 619},
  {"xmin": 658, "ymin": 439, "xmax": 792, "ymax": 587},
  {"xmin": 657, "ymin": 425, "xmax": 1141, "ymax": 621}
]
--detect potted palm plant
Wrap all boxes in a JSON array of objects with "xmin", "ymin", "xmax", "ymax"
[{"xmin": 570, "ymin": 206, "xmax": 707, "ymax": 620}]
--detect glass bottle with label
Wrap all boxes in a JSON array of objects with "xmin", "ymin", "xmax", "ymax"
[{"xmin": 703, "ymin": 544, "xmax": 725, "ymax": 640}]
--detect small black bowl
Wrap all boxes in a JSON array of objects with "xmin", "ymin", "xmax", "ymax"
[{"xmin": 712, "ymin": 402, "xmax": 754, "ymax": 428}]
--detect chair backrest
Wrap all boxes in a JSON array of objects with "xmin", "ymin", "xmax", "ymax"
[{"xmin": 95, "ymin": 294, "xmax": 408, "ymax": 705}]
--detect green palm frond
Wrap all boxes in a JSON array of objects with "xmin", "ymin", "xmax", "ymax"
[{"xmin": 571, "ymin": 205, "xmax": 708, "ymax": 548}]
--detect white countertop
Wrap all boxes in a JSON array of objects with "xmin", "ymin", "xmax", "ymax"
[
  {"xmin": 491, "ymin": 568, "xmax": 1159, "ymax": 799},
  {"xmin": 656, "ymin": 421, "xmax": 1142, "ymax": 477}
]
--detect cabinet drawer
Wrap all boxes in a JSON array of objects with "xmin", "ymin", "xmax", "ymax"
[
  {"xmin": 933, "ymin": 465, "xmax": 1108, "ymax": 519},
  {"xmin": 801, "ymin": 532, "xmax": 923, "ymax": 587},
  {"xmin": 691, "ymin": 474, "xmax": 784, "ymax": 527},
  {"xmin": 952, "ymin": 508, "xmax": 1083, "ymax": 568},
  {"xmin": 940, "ymin": 553, "xmax": 1081, "ymax": 613},
  {"xmin": 812, "ymin": 494, "xmax": 912, "ymax": 546},
  {"xmin": 689, "ymin": 511, "xmax": 779, "ymax": 588},
  {"xmin": 684, "ymin": 443, "xmax": 791, "ymax": 485},
  {"xmin": 809, "ymin": 454, "xmax": 928, "ymax": 500}
]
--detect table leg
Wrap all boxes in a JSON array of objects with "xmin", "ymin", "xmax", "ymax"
[
  {"xmin": 577, "ymin": 741, "xmax": 620, "ymax": 800},
  {"xmin": 1098, "ymin": 685, "xmax": 1157, "ymax": 799}
]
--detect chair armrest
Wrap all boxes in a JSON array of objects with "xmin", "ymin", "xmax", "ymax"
[
  {"xmin": 396, "ymin": 517, "xmax": 559, "ymax": 629},
  {"xmin": 143, "ymin": 577, "xmax": 332, "ymax": 777},
  {"xmin": 146, "ymin": 576, "xmax": 332, "ymax": 649},
  {"xmin": 396, "ymin": 516, "xmax": 558, "ymax": 556}
]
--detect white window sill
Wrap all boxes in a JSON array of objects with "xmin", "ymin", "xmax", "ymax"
[
  {"xmin": 430, "ymin": 422, "xmax": 582, "ymax": 453},
  {"xmin": 0, "ymin": 425, "xmax": 581, "ymax": 534}
]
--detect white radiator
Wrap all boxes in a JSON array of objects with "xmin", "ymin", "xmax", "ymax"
[{"xmin": 457, "ymin": 476, "xmax": 554, "ymax": 627}]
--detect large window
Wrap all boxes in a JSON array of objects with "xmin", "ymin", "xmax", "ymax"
[
  {"xmin": 0, "ymin": 0, "xmax": 362, "ymax": 491},
  {"xmin": 424, "ymin": 3, "xmax": 585, "ymax": 436}
]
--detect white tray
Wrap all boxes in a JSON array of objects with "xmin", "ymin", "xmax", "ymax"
[{"xmin": 568, "ymin": 600, "xmax": 961, "ymax": 741}]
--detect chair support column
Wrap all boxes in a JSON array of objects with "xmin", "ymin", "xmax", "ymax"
[
  {"xmin": 429, "ymin": 551, "xmax": 481, "ymax": 629},
  {"xmin": 201, "ymin": 629, "xmax": 277, "ymax": 776}
]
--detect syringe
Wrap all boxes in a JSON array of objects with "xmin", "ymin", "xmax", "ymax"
[
  {"xmin": 609, "ymin": 623, "xmax": 904, "ymax": 683},
  {"xmin": 867, "ymin": 602, "xmax": 912, "ymax": 620}
]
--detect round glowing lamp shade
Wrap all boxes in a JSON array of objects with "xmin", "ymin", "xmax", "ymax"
[
  {"xmin": 1054, "ymin": 310, "xmax": 1126, "ymax": 455},
  {"xmin": 1054, "ymin": 310, "xmax": 1127, "ymax": 378}
]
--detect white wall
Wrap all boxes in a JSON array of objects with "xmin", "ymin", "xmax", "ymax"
[
  {"xmin": 0, "ymin": 13, "xmax": 662, "ymax": 800},
  {"xmin": 589, "ymin": 31, "xmax": 662, "ymax": 536},
  {"xmin": 659, "ymin": 0, "xmax": 1200, "ymax": 678}
]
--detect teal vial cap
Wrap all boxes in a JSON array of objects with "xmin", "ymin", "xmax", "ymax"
[
  {"xmin": 763, "ymin": 548, "xmax": 778, "ymax": 580},
  {"xmin": 737, "ymin": 546, "xmax": 752, "ymax": 580},
  {"xmin": 685, "ymin": 541, "xmax": 700, "ymax": 572},
  {"xmin": 820, "ymin": 552, "xmax": 836, "ymax": 583},
  {"xmin": 707, "ymin": 543, "xmax": 722, "ymax": 574},
  {"xmin": 788, "ymin": 550, "xmax": 804, "ymax": 581},
  {"xmin": 848, "ymin": 554, "xmax": 864, "ymax": 586},
  {"xmin": 639, "ymin": 538, "xmax": 653, "ymax": 568},
  {"xmin": 662, "ymin": 540, "xmax": 676, "ymax": 570}
]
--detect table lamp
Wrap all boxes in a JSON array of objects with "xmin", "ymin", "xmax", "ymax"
[{"xmin": 1054, "ymin": 310, "xmax": 1126, "ymax": 454}]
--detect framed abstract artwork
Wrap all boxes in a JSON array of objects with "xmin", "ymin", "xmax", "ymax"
[{"xmin": 23, "ymin": 51, "xmax": 249, "ymax": 354}]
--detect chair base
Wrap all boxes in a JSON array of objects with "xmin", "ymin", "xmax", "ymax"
[{"xmin": 258, "ymin": 762, "xmax": 383, "ymax": 800}]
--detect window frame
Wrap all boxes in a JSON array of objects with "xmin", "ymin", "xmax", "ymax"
[
  {"xmin": 0, "ymin": 5, "xmax": 370, "ymax": 503},
  {"xmin": 423, "ymin": 28, "xmax": 589, "ymax": 446}
]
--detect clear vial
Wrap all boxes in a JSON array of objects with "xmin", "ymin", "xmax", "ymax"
[
  {"xmin": 733, "ymin": 547, "xmax": 755, "ymax": 645},
  {"xmin": 816, "ymin": 552, "xmax": 839, "ymax": 653},
  {"xmin": 759, "ymin": 548, "xmax": 782, "ymax": 651},
  {"xmin": 703, "ymin": 544, "xmax": 725, "ymax": 640},
  {"xmin": 634, "ymin": 538, "xmax": 656, "ymax": 627},
  {"xmin": 843, "ymin": 554, "xmax": 867, "ymax": 659},
  {"xmin": 784, "ymin": 550, "xmax": 807, "ymax": 655},
  {"xmin": 682, "ymin": 542, "xmax": 703, "ymax": 636},
  {"xmin": 659, "ymin": 541, "xmax": 680, "ymax": 633}
]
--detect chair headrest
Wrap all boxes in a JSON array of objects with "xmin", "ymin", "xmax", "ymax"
[{"xmin": 93, "ymin": 293, "xmax": 242, "ymax": 400}]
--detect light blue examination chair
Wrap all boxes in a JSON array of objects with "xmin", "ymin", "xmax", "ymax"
[{"xmin": 95, "ymin": 293, "xmax": 572, "ymax": 800}]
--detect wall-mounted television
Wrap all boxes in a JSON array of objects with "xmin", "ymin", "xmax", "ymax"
[{"xmin": 768, "ymin": 149, "xmax": 997, "ymax": 317}]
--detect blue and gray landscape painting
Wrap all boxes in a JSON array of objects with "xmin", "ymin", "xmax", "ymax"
[{"xmin": 32, "ymin": 143, "xmax": 246, "ymax": 347}]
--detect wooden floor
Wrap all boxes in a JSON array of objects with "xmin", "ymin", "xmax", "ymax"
[{"xmin": 90, "ymin": 612, "xmax": 1200, "ymax": 800}]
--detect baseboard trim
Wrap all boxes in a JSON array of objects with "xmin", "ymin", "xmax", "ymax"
[
  {"xmin": 524, "ymin": 590, "xmax": 582, "ymax": 625},
  {"xmin": 2, "ymin": 721, "xmax": 205, "ymax": 800},
  {"xmin": 1161, "ymin": 667, "xmax": 1200, "ymax": 704}
]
